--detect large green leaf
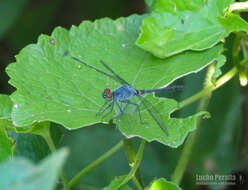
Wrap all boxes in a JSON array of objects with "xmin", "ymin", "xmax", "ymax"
[
  {"xmin": 136, "ymin": 0, "xmax": 248, "ymax": 58},
  {"xmin": 7, "ymin": 14, "xmax": 223, "ymax": 146},
  {"xmin": 0, "ymin": 148, "xmax": 68, "ymax": 190}
]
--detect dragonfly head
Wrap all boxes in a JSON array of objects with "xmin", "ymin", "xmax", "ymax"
[{"xmin": 102, "ymin": 88, "xmax": 113, "ymax": 101}]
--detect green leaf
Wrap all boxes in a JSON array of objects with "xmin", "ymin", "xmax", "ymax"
[
  {"xmin": 149, "ymin": 0, "xmax": 205, "ymax": 12},
  {"xmin": 117, "ymin": 97, "xmax": 209, "ymax": 147},
  {"xmin": 135, "ymin": 0, "xmax": 248, "ymax": 58},
  {"xmin": 0, "ymin": 94, "xmax": 15, "ymax": 163},
  {"xmin": 0, "ymin": 94, "xmax": 63, "ymax": 162},
  {"xmin": 150, "ymin": 178, "xmax": 182, "ymax": 190},
  {"xmin": 145, "ymin": 0, "xmax": 155, "ymax": 9},
  {"xmin": 10, "ymin": 131, "xmax": 50, "ymax": 162},
  {"xmin": 10, "ymin": 122, "xmax": 64, "ymax": 163},
  {"xmin": 0, "ymin": 94, "xmax": 32, "ymax": 132},
  {"xmin": 0, "ymin": 0, "xmax": 28, "ymax": 39},
  {"xmin": 0, "ymin": 127, "xmax": 15, "ymax": 163},
  {"xmin": 0, "ymin": 94, "xmax": 13, "ymax": 119},
  {"xmin": 7, "ymin": 14, "xmax": 223, "ymax": 147},
  {"xmin": 0, "ymin": 148, "xmax": 68, "ymax": 190},
  {"xmin": 0, "ymin": 94, "xmax": 16, "ymax": 131},
  {"xmin": 211, "ymin": 55, "xmax": 226, "ymax": 83},
  {"xmin": 218, "ymin": 13, "xmax": 248, "ymax": 33},
  {"xmin": 102, "ymin": 176, "xmax": 133, "ymax": 190}
]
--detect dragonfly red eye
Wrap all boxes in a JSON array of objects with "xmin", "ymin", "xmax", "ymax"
[
  {"xmin": 104, "ymin": 88, "xmax": 110, "ymax": 93},
  {"xmin": 106, "ymin": 93, "xmax": 112, "ymax": 98},
  {"xmin": 103, "ymin": 88, "xmax": 112, "ymax": 99}
]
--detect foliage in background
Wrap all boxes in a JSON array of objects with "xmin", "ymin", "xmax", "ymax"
[{"xmin": 0, "ymin": 0, "xmax": 247, "ymax": 190}]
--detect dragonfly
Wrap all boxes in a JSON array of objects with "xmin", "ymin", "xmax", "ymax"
[{"xmin": 71, "ymin": 57, "xmax": 183, "ymax": 136}]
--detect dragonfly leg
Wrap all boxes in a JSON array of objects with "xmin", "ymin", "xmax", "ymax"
[
  {"xmin": 120, "ymin": 100, "xmax": 144, "ymax": 124},
  {"xmin": 96, "ymin": 101, "xmax": 110, "ymax": 116},
  {"xmin": 113, "ymin": 101, "xmax": 124, "ymax": 120},
  {"xmin": 101, "ymin": 102, "xmax": 115, "ymax": 119}
]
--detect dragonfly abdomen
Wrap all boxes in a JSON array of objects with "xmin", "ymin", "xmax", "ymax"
[{"xmin": 138, "ymin": 85, "xmax": 184, "ymax": 95}]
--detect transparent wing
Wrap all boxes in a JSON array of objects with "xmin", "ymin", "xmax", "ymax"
[
  {"xmin": 100, "ymin": 60, "xmax": 170, "ymax": 135},
  {"xmin": 99, "ymin": 60, "xmax": 130, "ymax": 85},
  {"xmin": 71, "ymin": 57, "xmax": 168, "ymax": 135},
  {"xmin": 137, "ymin": 95, "xmax": 169, "ymax": 136},
  {"xmin": 71, "ymin": 57, "xmax": 124, "ymax": 86}
]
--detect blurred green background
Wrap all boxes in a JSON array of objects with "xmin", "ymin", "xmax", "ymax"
[{"xmin": 0, "ymin": 0, "xmax": 247, "ymax": 190}]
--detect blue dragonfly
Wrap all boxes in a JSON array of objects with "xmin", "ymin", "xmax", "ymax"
[{"xmin": 71, "ymin": 57, "xmax": 183, "ymax": 136}]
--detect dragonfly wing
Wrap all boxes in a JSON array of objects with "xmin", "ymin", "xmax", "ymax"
[
  {"xmin": 136, "ymin": 95, "xmax": 169, "ymax": 136},
  {"xmin": 100, "ymin": 60, "xmax": 130, "ymax": 86},
  {"xmin": 71, "ymin": 57, "xmax": 168, "ymax": 135},
  {"xmin": 71, "ymin": 57, "xmax": 124, "ymax": 86}
]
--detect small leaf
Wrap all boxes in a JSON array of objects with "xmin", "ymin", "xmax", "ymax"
[
  {"xmin": 218, "ymin": 13, "xmax": 248, "ymax": 33},
  {"xmin": 0, "ymin": 95, "xmax": 15, "ymax": 162},
  {"xmin": 102, "ymin": 176, "xmax": 133, "ymax": 190},
  {"xmin": 0, "ymin": 94, "xmax": 15, "ymax": 131},
  {"xmin": 136, "ymin": 0, "xmax": 248, "ymax": 58},
  {"xmin": 0, "ymin": 148, "xmax": 68, "ymax": 190},
  {"xmin": 0, "ymin": 127, "xmax": 15, "ymax": 163},
  {"xmin": 150, "ymin": 178, "xmax": 182, "ymax": 190},
  {"xmin": 145, "ymin": 0, "xmax": 155, "ymax": 9},
  {"xmin": 211, "ymin": 55, "xmax": 226, "ymax": 83},
  {"xmin": 0, "ymin": 94, "xmax": 32, "ymax": 132},
  {"xmin": 10, "ymin": 122, "xmax": 64, "ymax": 163}
]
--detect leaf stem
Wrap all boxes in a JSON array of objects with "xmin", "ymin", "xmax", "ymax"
[
  {"xmin": 232, "ymin": 35, "xmax": 241, "ymax": 66},
  {"xmin": 132, "ymin": 176, "xmax": 143, "ymax": 190},
  {"xmin": 43, "ymin": 130, "xmax": 56, "ymax": 152},
  {"xmin": 172, "ymin": 63, "xmax": 215, "ymax": 184},
  {"xmin": 68, "ymin": 141, "xmax": 124, "ymax": 189},
  {"xmin": 179, "ymin": 66, "xmax": 238, "ymax": 109},
  {"xmin": 42, "ymin": 128, "xmax": 68, "ymax": 188},
  {"xmin": 122, "ymin": 137, "xmax": 145, "ymax": 188},
  {"xmin": 173, "ymin": 62, "xmax": 239, "ymax": 184},
  {"xmin": 116, "ymin": 139, "xmax": 146, "ymax": 190},
  {"xmin": 228, "ymin": 2, "xmax": 248, "ymax": 13}
]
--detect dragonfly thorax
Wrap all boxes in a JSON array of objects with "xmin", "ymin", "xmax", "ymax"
[{"xmin": 102, "ymin": 88, "xmax": 113, "ymax": 101}]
